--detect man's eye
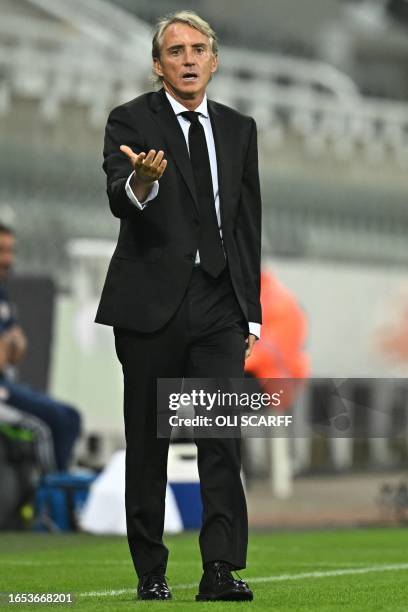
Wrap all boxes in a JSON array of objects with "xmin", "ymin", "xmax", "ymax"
[
  {"xmin": 171, "ymin": 49, "xmax": 181, "ymax": 56},
  {"xmin": 196, "ymin": 47, "xmax": 205, "ymax": 54}
]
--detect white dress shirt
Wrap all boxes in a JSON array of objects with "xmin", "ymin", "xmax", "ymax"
[{"xmin": 125, "ymin": 90, "xmax": 260, "ymax": 339}]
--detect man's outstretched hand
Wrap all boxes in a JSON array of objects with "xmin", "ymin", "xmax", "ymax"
[
  {"xmin": 245, "ymin": 334, "xmax": 257, "ymax": 360},
  {"xmin": 120, "ymin": 146, "xmax": 167, "ymax": 183},
  {"xmin": 120, "ymin": 146, "xmax": 168, "ymax": 203}
]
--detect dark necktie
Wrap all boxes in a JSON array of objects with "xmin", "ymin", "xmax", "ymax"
[{"xmin": 180, "ymin": 111, "xmax": 225, "ymax": 278}]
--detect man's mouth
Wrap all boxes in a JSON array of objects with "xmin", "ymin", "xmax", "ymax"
[{"xmin": 182, "ymin": 72, "xmax": 198, "ymax": 81}]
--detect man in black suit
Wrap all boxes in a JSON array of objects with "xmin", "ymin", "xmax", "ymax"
[{"xmin": 96, "ymin": 10, "xmax": 262, "ymax": 602}]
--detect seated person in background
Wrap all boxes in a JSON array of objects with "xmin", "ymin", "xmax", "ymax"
[{"xmin": 0, "ymin": 222, "xmax": 81, "ymax": 471}]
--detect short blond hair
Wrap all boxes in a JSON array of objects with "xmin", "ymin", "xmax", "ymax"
[{"xmin": 151, "ymin": 11, "xmax": 218, "ymax": 85}]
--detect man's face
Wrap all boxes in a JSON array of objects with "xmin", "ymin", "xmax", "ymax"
[
  {"xmin": 153, "ymin": 22, "xmax": 218, "ymax": 104},
  {"xmin": 0, "ymin": 232, "xmax": 15, "ymax": 280}
]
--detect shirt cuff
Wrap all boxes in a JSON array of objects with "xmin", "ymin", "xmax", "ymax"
[
  {"xmin": 125, "ymin": 172, "xmax": 159, "ymax": 210},
  {"xmin": 248, "ymin": 322, "xmax": 261, "ymax": 339}
]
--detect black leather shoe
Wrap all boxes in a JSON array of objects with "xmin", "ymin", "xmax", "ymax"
[
  {"xmin": 137, "ymin": 571, "xmax": 172, "ymax": 600},
  {"xmin": 196, "ymin": 561, "xmax": 253, "ymax": 601}
]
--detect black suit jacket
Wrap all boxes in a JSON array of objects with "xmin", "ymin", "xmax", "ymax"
[{"xmin": 95, "ymin": 87, "xmax": 262, "ymax": 333}]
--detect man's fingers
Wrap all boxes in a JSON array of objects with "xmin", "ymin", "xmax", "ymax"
[
  {"xmin": 120, "ymin": 144, "xmax": 132, "ymax": 156},
  {"xmin": 143, "ymin": 149, "xmax": 157, "ymax": 165},
  {"xmin": 134, "ymin": 152, "xmax": 146, "ymax": 168},
  {"xmin": 244, "ymin": 334, "xmax": 257, "ymax": 360},
  {"xmin": 121, "ymin": 147, "xmax": 165, "ymax": 167},
  {"xmin": 141, "ymin": 151, "xmax": 168, "ymax": 180},
  {"xmin": 120, "ymin": 145, "xmax": 150, "ymax": 167},
  {"xmin": 120, "ymin": 145, "xmax": 138, "ymax": 160},
  {"xmin": 120, "ymin": 145, "xmax": 148, "ymax": 170},
  {"xmin": 151, "ymin": 150, "xmax": 164, "ymax": 169},
  {"xmin": 157, "ymin": 159, "xmax": 168, "ymax": 178},
  {"xmin": 122, "ymin": 146, "xmax": 167, "ymax": 180}
]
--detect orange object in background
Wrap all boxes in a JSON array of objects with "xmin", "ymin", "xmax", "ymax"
[
  {"xmin": 245, "ymin": 270, "xmax": 310, "ymax": 409},
  {"xmin": 375, "ymin": 293, "xmax": 408, "ymax": 363}
]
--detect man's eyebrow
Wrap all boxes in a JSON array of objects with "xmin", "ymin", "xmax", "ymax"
[{"xmin": 166, "ymin": 42, "xmax": 209, "ymax": 51}]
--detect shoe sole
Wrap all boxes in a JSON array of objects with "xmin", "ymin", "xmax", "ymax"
[{"xmin": 196, "ymin": 591, "xmax": 253, "ymax": 602}]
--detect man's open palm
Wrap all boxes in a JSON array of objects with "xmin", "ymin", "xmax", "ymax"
[{"xmin": 120, "ymin": 145, "xmax": 167, "ymax": 183}]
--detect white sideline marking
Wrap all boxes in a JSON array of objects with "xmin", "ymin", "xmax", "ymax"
[{"xmin": 80, "ymin": 563, "xmax": 408, "ymax": 598}]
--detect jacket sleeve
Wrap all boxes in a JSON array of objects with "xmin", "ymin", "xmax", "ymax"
[
  {"xmin": 102, "ymin": 105, "xmax": 147, "ymax": 219},
  {"xmin": 235, "ymin": 118, "xmax": 262, "ymax": 325}
]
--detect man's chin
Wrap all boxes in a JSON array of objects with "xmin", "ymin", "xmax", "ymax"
[
  {"xmin": 179, "ymin": 90, "xmax": 197, "ymax": 98},
  {"xmin": 164, "ymin": 82, "xmax": 203, "ymax": 100},
  {"xmin": 177, "ymin": 86, "xmax": 205, "ymax": 100}
]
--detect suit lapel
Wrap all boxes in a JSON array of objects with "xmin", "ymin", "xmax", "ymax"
[
  {"xmin": 207, "ymin": 99, "xmax": 233, "ymax": 223},
  {"xmin": 149, "ymin": 88, "xmax": 199, "ymax": 212}
]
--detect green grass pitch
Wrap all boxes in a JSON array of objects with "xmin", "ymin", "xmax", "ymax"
[{"xmin": 0, "ymin": 528, "xmax": 407, "ymax": 610}]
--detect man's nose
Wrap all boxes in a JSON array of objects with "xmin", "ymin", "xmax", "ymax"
[{"xmin": 183, "ymin": 51, "xmax": 195, "ymax": 65}]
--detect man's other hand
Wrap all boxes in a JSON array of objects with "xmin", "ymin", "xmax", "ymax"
[{"xmin": 245, "ymin": 334, "xmax": 257, "ymax": 360}]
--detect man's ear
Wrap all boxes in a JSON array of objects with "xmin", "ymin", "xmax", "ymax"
[
  {"xmin": 153, "ymin": 57, "xmax": 163, "ymax": 78},
  {"xmin": 211, "ymin": 54, "xmax": 218, "ymax": 75}
]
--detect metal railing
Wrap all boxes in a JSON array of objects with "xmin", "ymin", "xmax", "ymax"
[{"xmin": 1, "ymin": 1, "xmax": 407, "ymax": 166}]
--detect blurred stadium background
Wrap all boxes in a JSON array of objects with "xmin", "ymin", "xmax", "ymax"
[{"xmin": 2, "ymin": 0, "xmax": 408, "ymax": 534}]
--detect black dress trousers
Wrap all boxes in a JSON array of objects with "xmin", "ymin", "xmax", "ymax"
[{"xmin": 113, "ymin": 264, "xmax": 249, "ymax": 579}]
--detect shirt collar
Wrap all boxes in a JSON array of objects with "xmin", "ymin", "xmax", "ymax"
[{"xmin": 164, "ymin": 90, "xmax": 209, "ymax": 118}]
